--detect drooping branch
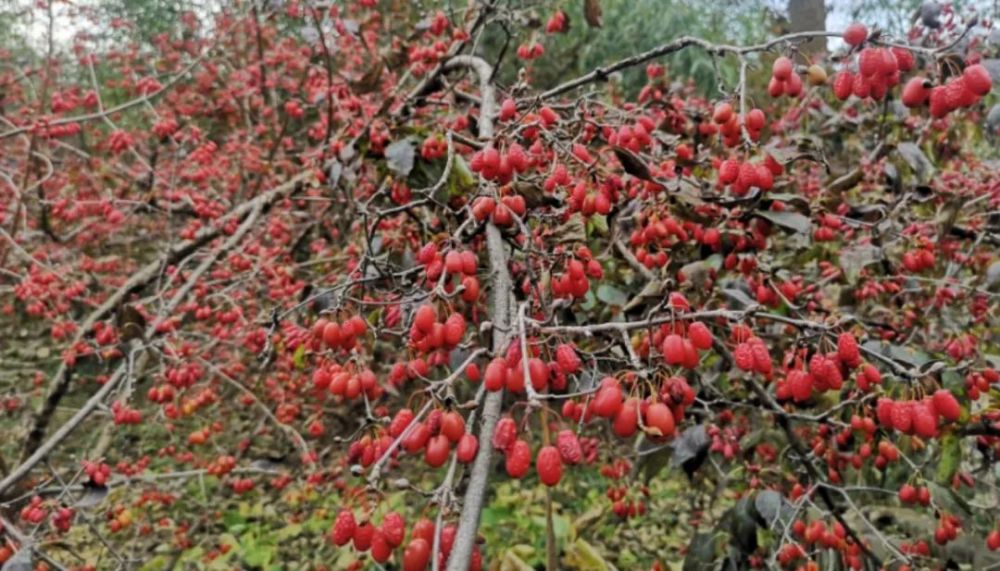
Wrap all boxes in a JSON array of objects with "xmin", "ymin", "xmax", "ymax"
[
  {"xmin": 2, "ymin": 200, "xmax": 267, "ymax": 498},
  {"xmin": 19, "ymin": 169, "xmax": 313, "ymax": 466}
]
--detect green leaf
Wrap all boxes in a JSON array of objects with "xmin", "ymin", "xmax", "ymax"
[
  {"xmin": 586, "ymin": 214, "xmax": 609, "ymax": 236},
  {"xmin": 596, "ymin": 284, "xmax": 628, "ymax": 306},
  {"xmin": 839, "ymin": 244, "xmax": 881, "ymax": 283},
  {"xmin": 756, "ymin": 210, "xmax": 812, "ymax": 234},
  {"xmin": 447, "ymin": 155, "xmax": 476, "ymax": 198},
  {"xmin": 936, "ymin": 433, "xmax": 961, "ymax": 484},
  {"xmin": 275, "ymin": 523, "xmax": 303, "ymax": 541},
  {"xmin": 861, "ymin": 340, "xmax": 931, "ymax": 368},
  {"xmin": 292, "ymin": 343, "xmax": 307, "ymax": 369}
]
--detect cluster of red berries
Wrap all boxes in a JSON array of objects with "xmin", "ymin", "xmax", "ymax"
[
  {"xmin": 733, "ymin": 336, "xmax": 774, "ymax": 376},
  {"xmin": 490, "ymin": 417, "xmax": 560, "ymax": 483},
  {"xmin": 902, "ymin": 64, "xmax": 992, "ymax": 116},
  {"xmin": 516, "ymin": 42, "xmax": 544, "ymax": 60},
  {"xmin": 933, "ymin": 513, "xmax": 963, "ymax": 546},
  {"xmin": 833, "ymin": 46, "xmax": 912, "ymax": 101},
  {"xmin": 230, "ymin": 478, "xmax": 254, "ymax": 494},
  {"xmin": 897, "ymin": 483, "xmax": 932, "ymax": 506},
  {"xmin": 416, "ymin": 242, "xmax": 480, "ymax": 302},
  {"xmin": 83, "ymin": 461, "xmax": 112, "ymax": 486},
  {"xmin": 716, "ymin": 155, "xmax": 780, "ymax": 195},
  {"xmin": 111, "ymin": 401, "xmax": 141, "ymax": 425},
  {"xmin": 20, "ymin": 496, "xmax": 46, "ymax": 524},
  {"xmin": 875, "ymin": 389, "xmax": 962, "ymax": 439},
  {"xmin": 107, "ymin": 130, "xmax": 133, "ymax": 154},
  {"xmin": 791, "ymin": 519, "xmax": 866, "ymax": 568},
  {"xmin": 966, "ymin": 367, "xmax": 999, "ymax": 400},
  {"xmin": 51, "ymin": 506, "xmax": 74, "ymax": 533},
  {"xmin": 407, "ymin": 40, "xmax": 449, "ymax": 68},
  {"xmin": 901, "ymin": 246, "xmax": 936, "ymax": 273},
  {"xmin": 711, "ymin": 103, "xmax": 767, "ymax": 146},
  {"xmin": 776, "ymin": 333, "xmax": 868, "ymax": 402},
  {"xmin": 468, "ymin": 143, "xmax": 529, "ymax": 183},
  {"xmin": 312, "ymin": 315, "xmax": 368, "ymax": 352},
  {"xmin": 482, "ymin": 342, "xmax": 571, "ymax": 394},
  {"xmin": 550, "ymin": 253, "xmax": 602, "ymax": 300},
  {"xmin": 408, "ymin": 304, "xmax": 467, "ymax": 352},
  {"xmin": 331, "ymin": 510, "xmax": 432, "ymax": 567},
  {"xmin": 400, "ymin": 408, "xmax": 474, "ymax": 467},
  {"xmin": 545, "ymin": 10, "xmax": 567, "ymax": 34},
  {"xmin": 658, "ymin": 320, "xmax": 714, "ymax": 369},
  {"xmin": 420, "ymin": 136, "xmax": 447, "ymax": 160},
  {"xmin": 470, "ymin": 194, "xmax": 526, "ymax": 227},
  {"xmin": 605, "ymin": 116, "xmax": 656, "ymax": 152},
  {"xmin": 312, "ymin": 363, "xmax": 382, "ymax": 401},
  {"xmin": 596, "ymin": 378, "xmax": 678, "ymax": 438},
  {"xmin": 769, "ymin": 56, "xmax": 804, "ymax": 98},
  {"xmin": 206, "ymin": 455, "xmax": 237, "ymax": 477},
  {"xmin": 564, "ymin": 178, "xmax": 618, "ymax": 217},
  {"xmin": 35, "ymin": 120, "xmax": 82, "ymax": 138},
  {"xmin": 347, "ymin": 430, "xmax": 394, "ymax": 468}
]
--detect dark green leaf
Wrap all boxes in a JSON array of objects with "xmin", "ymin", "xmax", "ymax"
[{"xmin": 756, "ymin": 210, "xmax": 812, "ymax": 234}]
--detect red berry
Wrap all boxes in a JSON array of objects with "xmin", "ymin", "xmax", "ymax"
[
  {"xmin": 592, "ymin": 378, "xmax": 623, "ymax": 418},
  {"xmin": 353, "ymin": 522, "xmax": 375, "ymax": 551},
  {"xmin": 931, "ymin": 389, "xmax": 961, "ymax": 422},
  {"xmin": 536, "ymin": 445, "xmax": 563, "ymax": 486},
  {"xmin": 456, "ymin": 434, "xmax": 478, "ymax": 463},
  {"xmin": 440, "ymin": 411, "xmax": 465, "ymax": 442},
  {"xmin": 772, "ymin": 56, "xmax": 794, "ymax": 81},
  {"xmin": 901, "ymin": 77, "xmax": 931, "ymax": 107},
  {"xmin": 492, "ymin": 417, "xmax": 517, "ymax": 451},
  {"xmin": 688, "ymin": 321, "xmax": 713, "ymax": 351},
  {"xmin": 612, "ymin": 397, "xmax": 640, "ymax": 437},
  {"xmin": 843, "ymin": 22, "xmax": 868, "ymax": 47},
  {"xmin": 371, "ymin": 529, "xmax": 392, "ymax": 563},
  {"xmin": 662, "ymin": 333, "xmax": 685, "ymax": 365},
  {"xmin": 424, "ymin": 434, "xmax": 450, "ymax": 467},
  {"xmin": 713, "ymin": 102, "xmax": 734, "ymax": 124},
  {"xmin": 645, "ymin": 402, "xmax": 676, "ymax": 437},
  {"xmin": 444, "ymin": 250, "xmax": 463, "ymax": 274},
  {"xmin": 788, "ymin": 370, "xmax": 813, "ymax": 403},
  {"xmin": 837, "ymin": 332, "xmax": 860, "ymax": 367},
  {"xmin": 331, "ymin": 510, "xmax": 356, "ymax": 546},
  {"xmin": 381, "ymin": 512, "xmax": 405, "ymax": 547},
  {"xmin": 911, "ymin": 401, "xmax": 938, "ymax": 438},
  {"xmin": 322, "ymin": 322, "xmax": 342, "ymax": 348},
  {"xmin": 746, "ymin": 108, "xmax": 766, "ymax": 131},
  {"xmin": 414, "ymin": 304, "xmax": 437, "ymax": 333},
  {"xmin": 963, "ymin": 64, "xmax": 993, "ymax": 96},
  {"xmin": 555, "ymin": 344, "xmax": 581, "ymax": 374},
  {"xmin": 443, "ymin": 313, "xmax": 466, "ymax": 346},
  {"xmin": 988, "ymin": 530, "xmax": 1000, "ymax": 551},
  {"xmin": 891, "ymin": 401, "xmax": 913, "ymax": 433},
  {"xmin": 505, "ymin": 439, "xmax": 531, "ymax": 478},
  {"xmin": 899, "ymin": 484, "xmax": 917, "ymax": 504},
  {"xmin": 389, "ymin": 408, "xmax": 415, "ymax": 438},
  {"xmin": 403, "ymin": 538, "xmax": 431, "ymax": 571},
  {"xmin": 484, "ymin": 358, "xmax": 507, "ymax": 392},
  {"xmin": 875, "ymin": 398, "xmax": 895, "ymax": 428},
  {"xmin": 832, "ymin": 71, "xmax": 854, "ymax": 101},
  {"xmin": 556, "ymin": 429, "xmax": 583, "ymax": 464},
  {"xmin": 734, "ymin": 343, "xmax": 755, "ymax": 372}
]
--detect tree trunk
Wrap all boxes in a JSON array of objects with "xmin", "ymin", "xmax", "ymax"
[{"xmin": 788, "ymin": 0, "xmax": 827, "ymax": 54}]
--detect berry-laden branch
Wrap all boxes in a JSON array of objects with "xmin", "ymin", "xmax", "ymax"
[
  {"xmin": 441, "ymin": 52, "xmax": 511, "ymax": 571},
  {"xmin": 0, "ymin": 2, "xmax": 997, "ymax": 570},
  {"xmin": 2, "ymin": 200, "xmax": 266, "ymax": 498}
]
